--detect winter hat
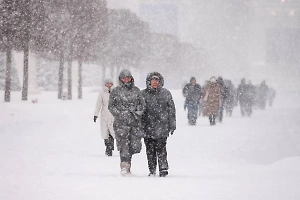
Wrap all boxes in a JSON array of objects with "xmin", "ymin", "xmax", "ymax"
[
  {"xmin": 210, "ymin": 76, "xmax": 217, "ymax": 83},
  {"xmin": 190, "ymin": 77, "xmax": 196, "ymax": 82},
  {"xmin": 119, "ymin": 69, "xmax": 133, "ymax": 80},
  {"xmin": 104, "ymin": 77, "xmax": 113, "ymax": 84},
  {"xmin": 146, "ymin": 72, "xmax": 164, "ymax": 89},
  {"xmin": 150, "ymin": 75, "xmax": 160, "ymax": 80}
]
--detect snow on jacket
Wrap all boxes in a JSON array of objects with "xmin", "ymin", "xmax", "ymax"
[
  {"xmin": 108, "ymin": 69, "xmax": 145, "ymax": 154},
  {"xmin": 201, "ymin": 81, "xmax": 222, "ymax": 116},
  {"xmin": 237, "ymin": 82, "xmax": 248, "ymax": 103},
  {"xmin": 141, "ymin": 72, "xmax": 176, "ymax": 139},
  {"xmin": 182, "ymin": 83, "xmax": 202, "ymax": 105},
  {"xmin": 94, "ymin": 86, "xmax": 115, "ymax": 139}
]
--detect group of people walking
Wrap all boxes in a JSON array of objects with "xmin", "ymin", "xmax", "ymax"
[
  {"xmin": 93, "ymin": 70, "xmax": 276, "ymax": 176},
  {"xmin": 94, "ymin": 70, "xmax": 176, "ymax": 177},
  {"xmin": 182, "ymin": 76, "xmax": 276, "ymax": 125}
]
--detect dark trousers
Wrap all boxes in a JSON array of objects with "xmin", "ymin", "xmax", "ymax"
[
  {"xmin": 218, "ymin": 106, "xmax": 224, "ymax": 122},
  {"xmin": 187, "ymin": 104, "xmax": 199, "ymax": 125},
  {"xmin": 240, "ymin": 101, "xmax": 246, "ymax": 117},
  {"xmin": 209, "ymin": 115, "xmax": 216, "ymax": 125},
  {"xmin": 104, "ymin": 134, "xmax": 114, "ymax": 156},
  {"xmin": 144, "ymin": 138, "xmax": 169, "ymax": 173},
  {"xmin": 117, "ymin": 135, "xmax": 132, "ymax": 164}
]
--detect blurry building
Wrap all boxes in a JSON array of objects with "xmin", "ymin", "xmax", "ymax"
[{"xmin": 249, "ymin": 0, "xmax": 300, "ymax": 90}]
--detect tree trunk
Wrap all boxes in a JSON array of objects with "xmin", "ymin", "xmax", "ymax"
[
  {"xmin": 67, "ymin": 58, "xmax": 72, "ymax": 100},
  {"xmin": 78, "ymin": 59, "xmax": 82, "ymax": 99},
  {"xmin": 58, "ymin": 51, "xmax": 64, "ymax": 99},
  {"xmin": 4, "ymin": 47, "xmax": 12, "ymax": 102},
  {"xmin": 22, "ymin": 0, "xmax": 31, "ymax": 101},
  {"xmin": 22, "ymin": 43, "xmax": 29, "ymax": 101}
]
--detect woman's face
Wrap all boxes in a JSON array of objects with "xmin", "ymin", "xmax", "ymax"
[
  {"xmin": 121, "ymin": 76, "xmax": 132, "ymax": 83},
  {"xmin": 105, "ymin": 82, "xmax": 113, "ymax": 88},
  {"xmin": 150, "ymin": 79, "xmax": 159, "ymax": 89}
]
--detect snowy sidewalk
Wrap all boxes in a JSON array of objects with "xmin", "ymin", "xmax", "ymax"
[{"xmin": 1, "ymin": 89, "xmax": 300, "ymax": 200}]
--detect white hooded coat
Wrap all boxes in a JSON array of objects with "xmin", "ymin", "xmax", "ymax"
[{"xmin": 94, "ymin": 86, "xmax": 115, "ymax": 139}]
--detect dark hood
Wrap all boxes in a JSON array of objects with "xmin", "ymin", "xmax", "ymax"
[
  {"xmin": 146, "ymin": 72, "xmax": 164, "ymax": 91},
  {"xmin": 118, "ymin": 69, "xmax": 134, "ymax": 86}
]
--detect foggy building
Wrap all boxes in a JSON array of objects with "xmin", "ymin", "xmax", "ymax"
[{"xmin": 249, "ymin": 0, "xmax": 300, "ymax": 90}]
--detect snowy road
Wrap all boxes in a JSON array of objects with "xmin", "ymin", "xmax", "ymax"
[{"xmin": 1, "ymin": 89, "xmax": 300, "ymax": 200}]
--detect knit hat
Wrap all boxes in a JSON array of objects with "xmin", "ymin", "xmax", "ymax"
[
  {"xmin": 190, "ymin": 77, "xmax": 196, "ymax": 82},
  {"xmin": 104, "ymin": 77, "xmax": 113, "ymax": 84}
]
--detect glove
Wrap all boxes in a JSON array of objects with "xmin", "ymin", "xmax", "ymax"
[
  {"xmin": 93, "ymin": 116, "xmax": 98, "ymax": 123},
  {"xmin": 170, "ymin": 129, "xmax": 175, "ymax": 135}
]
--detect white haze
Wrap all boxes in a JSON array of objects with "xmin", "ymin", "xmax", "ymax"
[{"xmin": 108, "ymin": 0, "xmax": 300, "ymax": 91}]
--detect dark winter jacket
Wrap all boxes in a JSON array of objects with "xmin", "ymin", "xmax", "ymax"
[
  {"xmin": 141, "ymin": 72, "xmax": 176, "ymax": 139},
  {"xmin": 217, "ymin": 78, "xmax": 228, "ymax": 103},
  {"xmin": 182, "ymin": 83, "xmax": 202, "ymax": 105},
  {"xmin": 108, "ymin": 69, "xmax": 146, "ymax": 153},
  {"xmin": 237, "ymin": 83, "xmax": 248, "ymax": 103},
  {"xmin": 245, "ymin": 84, "xmax": 255, "ymax": 105}
]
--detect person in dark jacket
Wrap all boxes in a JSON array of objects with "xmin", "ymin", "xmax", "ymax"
[
  {"xmin": 217, "ymin": 76, "xmax": 228, "ymax": 122},
  {"xmin": 224, "ymin": 79, "xmax": 236, "ymax": 117},
  {"xmin": 182, "ymin": 77, "xmax": 201, "ymax": 125},
  {"xmin": 245, "ymin": 80, "xmax": 255, "ymax": 117},
  {"xmin": 257, "ymin": 80, "xmax": 269, "ymax": 110},
  {"xmin": 108, "ymin": 69, "xmax": 145, "ymax": 175},
  {"xmin": 237, "ymin": 78, "xmax": 248, "ymax": 117},
  {"xmin": 141, "ymin": 72, "xmax": 176, "ymax": 177},
  {"xmin": 268, "ymin": 87, "xmax": 276, "ymax": 107}
]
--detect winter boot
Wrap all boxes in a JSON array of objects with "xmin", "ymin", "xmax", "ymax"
[
  {"xmin": 159, "ymin": 169, "xmax": 168, "ymax": 177},
  {"xmin": 105, "ymin": 148, "xmax": 113, "ymax": 157},
  {"xmin": 148, "ymin": 172, "xmax": 156, "ymax": 177},
  {"xmin": 212, "ymin": 115, "xmax": 216, "ymax": 125},
  {"xmin": 209, "ymin": 116, "xmax": 213, "ymax": 125},
  {"xmin": 120, "ymin": 162, "xmax": 131, "ymax": 176}
]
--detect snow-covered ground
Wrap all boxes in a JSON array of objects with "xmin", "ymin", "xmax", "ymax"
[{"xmin": 1, "ymin": 88, "xmax": 300, "ymax": 200}]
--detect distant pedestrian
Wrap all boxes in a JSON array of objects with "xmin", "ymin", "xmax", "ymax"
[
  {"xmin": 182, "ymin": 77, "xmax": 202, "ymax": 125},
  {"xmin": 217, "ymin": 76, "xmax": 228, "ymax": 122},
  {"xmin": 237, "ymin": 78, "xmax": 248, "ymax": 117},
  {"xmin": 200, "ymin": 77, "xmax": 222, "ymax": 125}
]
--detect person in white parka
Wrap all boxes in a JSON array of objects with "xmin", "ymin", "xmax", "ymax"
[{"xmin": 94, "ymin": 77, "xmax": 115, "ymax": 156}]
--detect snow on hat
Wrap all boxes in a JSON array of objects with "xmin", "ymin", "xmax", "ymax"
[
  {"xmin": 104, "ymin": 77, "xmax": 113, "ymax": 84},
  {"xmin": 150, "ymin": 75, "xmax": 160, "ymax": 80},
  {"xmin": 190, "ymin": 77, "xmax": 196, "ymax": 82},
  {"xmin": 210, "ymin": 76, "xmax": 217, "ymax": 83}
]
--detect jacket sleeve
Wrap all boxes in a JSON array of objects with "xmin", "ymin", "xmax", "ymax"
[
  {"xmin": 94, "ymin": 91, "xmax": 103, "ymax": 117},
  {"xmin": 108, "ymin": 89, "xmax": 120, "ymax": 117},
  {"xmin": 182, "ymin": 84, "xmax": 188, "ymax": 97},
  {"xmin": 135, "ymin": 91, "xmax": 146, "ymax": 116},
  {"xmin": 167, "ymin": 91, "xmax": 176, "ymax": 131}
]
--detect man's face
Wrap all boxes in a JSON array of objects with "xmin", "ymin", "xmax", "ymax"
[
  {"xmin": 191, "ymin": 80, "xmax": 196, "ymax": 85},
  {"xmin": 121, "ymin": 76, "xmax": 132, "ymax": 83},
  {"xmin": 150, "ymin": 79, "xmax": 159, "ymax": 89},
  {"xmin": 105, "ymin": 82, "xmax": 113, "ymax": 88}
]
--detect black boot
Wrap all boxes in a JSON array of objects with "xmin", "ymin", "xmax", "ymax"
[
  {"xmin": 105, "ymin": 148, "xmax": 113, "ymax": 156},
  {"xmin": 209, "ymin": 116, "xmax": 213, "ymax": 125},
  {"xmin": 212, "ymin": 115, "xmax": 216, "ymax": 125},
  {"xmin": 159, "ymin": 169, "xmax": 168, "ymax": 177}
]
